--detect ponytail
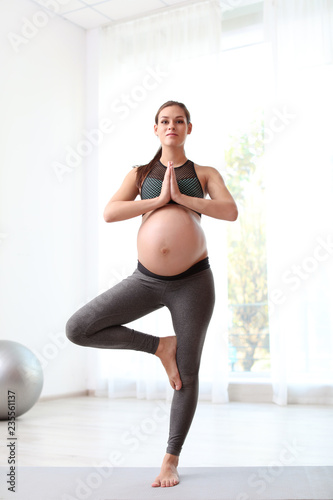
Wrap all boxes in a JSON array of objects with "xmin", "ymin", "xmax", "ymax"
[{"xmin": 135, "ymin": 147, "xmax": 162, "ymax": 189}]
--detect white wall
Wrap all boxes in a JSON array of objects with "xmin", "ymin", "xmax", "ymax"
[{"xmin": 0, "ymin": 0, "xmax": 90, "ymax": 397}]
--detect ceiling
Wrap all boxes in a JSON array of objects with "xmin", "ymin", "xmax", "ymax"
[{"xmin": 30, "ymin": 0, "xmax": 207, "ymax": 30}]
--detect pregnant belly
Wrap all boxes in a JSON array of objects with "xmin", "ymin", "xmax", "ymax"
[{"xmin": 137, "ymin": 205, "xmax": 208, "ymax": 276}]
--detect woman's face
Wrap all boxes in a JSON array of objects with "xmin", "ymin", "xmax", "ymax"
[{"xmin": 154, "ymin": 105, "xmax": 192, "ymax": 147}]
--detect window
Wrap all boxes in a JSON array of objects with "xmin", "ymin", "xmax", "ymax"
[
  {"xmin": 217, "ymin": 7, "xmax": 271, "ymax": 374},
  {"xmin": 225, "ymin": 116, "xmax": 270, "ymax": 373}
]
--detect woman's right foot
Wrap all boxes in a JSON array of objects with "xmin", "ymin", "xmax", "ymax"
[
  {"xmin": 152, "ymin": 453, "xmax": 180, "ymax": 487},
  {"xmin": 155, "ymin": 336, "xmax": 182, "ymax": 390}
]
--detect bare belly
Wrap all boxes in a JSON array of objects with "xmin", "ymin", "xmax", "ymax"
[{"xmin": 137, "ymin": 204, "xmax": 208, "ymax": 276}]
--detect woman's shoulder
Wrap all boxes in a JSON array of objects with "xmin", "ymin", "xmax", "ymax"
[
  {"xmin": 194, "ymin": 163, "xmax": 222, "ymax": 178},
  {"xmin": 119, "ymin": 166, "xmax": 139, "ymax": 188}
]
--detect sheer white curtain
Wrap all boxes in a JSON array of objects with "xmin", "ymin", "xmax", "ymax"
[
  {"xmin": 90, "ymin": 1, "xmax": 230, "ymax": 403},
  {"xmin": 264, "ymin": 0, "xmax": 333, "ymax": 404}
]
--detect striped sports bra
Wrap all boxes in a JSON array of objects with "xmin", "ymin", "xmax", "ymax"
[{"xmin": 140, "ymin": 159, "xmax": 204, "ymax": 216}]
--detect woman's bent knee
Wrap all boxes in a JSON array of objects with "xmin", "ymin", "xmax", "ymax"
[{"xmin": 65, "ymin": 314, "xmax": 87, "ymax": 346}]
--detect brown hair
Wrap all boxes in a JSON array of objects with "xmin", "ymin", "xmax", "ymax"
[{"xmin": 135, "ymin": 101, "xmax": 191, "ymax": 189}]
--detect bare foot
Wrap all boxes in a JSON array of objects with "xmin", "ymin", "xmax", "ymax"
[
  {"xmin": 155, "ymin": 336, "xmax": 182, "ymax": 390},
  {"xmin": 152, "ymin": 454, "xmax": 180, "ymax": 488}
]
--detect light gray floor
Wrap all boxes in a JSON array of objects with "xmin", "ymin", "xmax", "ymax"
[
  {"xmin": 1, "ymin": 466, "xmax": 333, "ymax": 500},
  {"xmin": 0, "ymin": 397, "xmax": 332, "ymax": 467}
]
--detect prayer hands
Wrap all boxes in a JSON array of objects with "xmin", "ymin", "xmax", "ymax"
[
  {"xmin": 168, "ymin": 162, "xmax": 182, "ymax": 202},
  {"xmin": 159, "ymin": 161, "xmax": 182, "ymax": 206}
]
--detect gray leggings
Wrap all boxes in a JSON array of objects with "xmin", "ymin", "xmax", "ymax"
[{"xmin": 65, "ymin": 265, "xmax": 215, "ymax": 456}]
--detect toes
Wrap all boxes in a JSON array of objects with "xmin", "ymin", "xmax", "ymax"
[
  {"xmin": 160, "ymin": 478, "xmax": 179, "ymax": 487},
  {"xmin": 174, "ymin": 378, "xmax": 182, "ymax": 390},
  {"xmin": 151, "ymin": 479, "xmax": 161, "ymax": 488},
  {"xmin": 170, "ymin": 373, "xmax": 182, "ymax": 390}
]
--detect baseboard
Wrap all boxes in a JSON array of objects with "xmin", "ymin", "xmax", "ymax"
[
  {"xmin": 39, "ymin": 390, "xmax": 89, "ymax": 402},
  {"xmin": 228, "ymin": 380, "xmax": 273, "ymax": 403}
]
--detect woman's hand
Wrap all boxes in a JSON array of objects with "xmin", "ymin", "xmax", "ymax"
[
  {"xmin": 158, "ymin": 161, "xmax": 182, "ymax": 205},
  {"xmin": 158, "ymin": 162, "xmax": 172, "ymax": 205},
  {"xmin": 169, "ymin": 162, "xmax": 182, "ymax": 203}
]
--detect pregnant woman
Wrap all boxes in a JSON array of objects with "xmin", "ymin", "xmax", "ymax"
[{"xmin": 66, "ymin": 100, "xmax": 238, "ymax": 488}]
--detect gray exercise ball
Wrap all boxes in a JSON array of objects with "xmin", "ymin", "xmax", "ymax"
[{"xmin": 0, "ymin": 340, "xmax": 43, "ymax": 420}]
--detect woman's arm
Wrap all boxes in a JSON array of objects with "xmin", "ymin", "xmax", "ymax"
[
  {"xmin": 170, "ymin": 165, "xmax": 238, "ymax": 221},
  {"xmin": 103, "ymin": 167, "xmax": 171, "ymax": 223}
]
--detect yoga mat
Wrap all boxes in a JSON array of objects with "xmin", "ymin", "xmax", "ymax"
[{"xmin": 1, "ymin": 466, "xmax": 332, "ymax": 500}]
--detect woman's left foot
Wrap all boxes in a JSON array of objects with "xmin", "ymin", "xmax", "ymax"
[
  {"xmin": 155, "ymin": 336, "xmax": 182, "ymax": 391},
  {"xmin": 151, "ymin": 453, "xmax": 180, "ymax": 488}
]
